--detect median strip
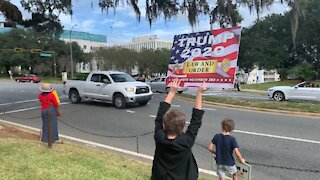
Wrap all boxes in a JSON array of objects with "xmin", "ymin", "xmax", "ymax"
[{"xmin": 178, "ymin": 94, "xmax": 320, "ymax": 117}]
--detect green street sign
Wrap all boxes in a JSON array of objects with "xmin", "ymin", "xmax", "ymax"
[{"xmin": 40, "ymin": 53, "xmax": 52, "ymax": 57}]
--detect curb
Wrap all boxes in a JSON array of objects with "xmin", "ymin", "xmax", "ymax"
[{"xmin": 177, "ymin": 95, "xmax": 320, "ymax": 118}]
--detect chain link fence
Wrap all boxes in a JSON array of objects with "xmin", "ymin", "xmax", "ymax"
[{"xmin": 1, "ymin": 104, "xmax": 320, "ymax": 175}]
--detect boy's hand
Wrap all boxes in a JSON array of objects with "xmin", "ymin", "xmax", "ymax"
[
  {"xmin": 165, "ymin": 78, "xmax": 181, "ymax": 104},
  {"xmin": 198, "ymin": 82, "xmax": 207, "ymax": 93},
  {"xmin": 168, "ymin": 78, "xmax": 181, "ymax": 93},
  {"xmin": 240, "ymin": 158, "xmax": 246, "ymax": 164}
]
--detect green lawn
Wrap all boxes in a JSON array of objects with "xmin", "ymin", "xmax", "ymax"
[
  {"xmin": 240, "ymin": 81, "xmax": 299, "ymax": 91},
  {"xmin": 0, "ymin": 138, "xmax": 210, "ymax": 180}
]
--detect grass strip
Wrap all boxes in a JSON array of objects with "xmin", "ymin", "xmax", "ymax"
[{"xmin": 0, "ymin": 138, "xmax": 210, "ymax": 180}]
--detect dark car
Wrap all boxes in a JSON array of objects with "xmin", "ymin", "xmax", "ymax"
[{"xmin": 15, "ymin": 74, "xmax": 41, "ymax": 83}]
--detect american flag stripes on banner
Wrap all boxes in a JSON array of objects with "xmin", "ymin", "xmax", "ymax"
[{"xmin": 166, "ymin": 26, "xmax": 242, "ymax": 89}]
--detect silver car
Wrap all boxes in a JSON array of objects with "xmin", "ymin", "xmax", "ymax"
[
  {"xmin": 267, "ymin": 82, "xmax": 320, "ymax": 102},
  {"xmin": 147, "ymin": 76, "xmax": 188, "ymax": 94}
]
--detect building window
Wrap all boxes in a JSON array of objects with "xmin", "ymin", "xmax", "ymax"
[{"xmin": 83, "ymin": 45, "xmax": 87, "ymax": 49}]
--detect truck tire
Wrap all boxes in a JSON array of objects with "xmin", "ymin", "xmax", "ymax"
[
  {"xmin": 113, "ymin": 94, "xmax": 126, "ymax": 109},
  {"xmin": 69, "ymin": 90, "xmax": 81, "ymax": 104},
  {"xmin": 139, "ymin": 101, "xmax": 148, "ymax": 106},
  {"xmin": 165, "ymin": 87, "xmax": 170, "ymax": 93}
]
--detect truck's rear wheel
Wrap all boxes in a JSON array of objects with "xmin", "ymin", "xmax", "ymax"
[
  {"xmin": 113, "ymin": 94, "xmax": 126, "ymax": 109},
  {"xmin": 69, "ymin": 90, "xmax": 81, "ymax": 104}
]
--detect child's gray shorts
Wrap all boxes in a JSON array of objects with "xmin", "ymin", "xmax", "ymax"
[{"xmin": 217, "ymin": 164, "xmax": 237, "ymax": 178}]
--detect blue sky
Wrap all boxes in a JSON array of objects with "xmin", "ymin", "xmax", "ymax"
[{"xmin": 3, "ymin": 0, "xmax": 289, "ymax": 45}]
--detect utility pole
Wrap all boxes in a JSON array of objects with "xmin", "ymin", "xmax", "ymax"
[{"xmin": 70, "ymin": 24, "xmax": 77, "ymax": 79}]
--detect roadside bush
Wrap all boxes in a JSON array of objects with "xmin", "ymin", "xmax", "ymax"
[{"xmin": 288, "ymin": 63, "xmax": 317, "ymax": 81}]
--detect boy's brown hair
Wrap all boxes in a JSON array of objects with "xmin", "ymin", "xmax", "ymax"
[
  {"xmin": 221, "ymin": 118, "xmax": 235, "ymax": 132},
  {"xmin": 163, "ymin": 109, "xmax": 186, "ymax": 135}
]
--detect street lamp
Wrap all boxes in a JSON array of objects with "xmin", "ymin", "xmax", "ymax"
[{"xmin": 70, "ymin": 24, "xmax": 77, "ymax": 79}]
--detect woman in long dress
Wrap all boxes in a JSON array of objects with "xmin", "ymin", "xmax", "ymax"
[{"xmin": 38, "ymin": 83, "xmax": 60, "ymax": 143}]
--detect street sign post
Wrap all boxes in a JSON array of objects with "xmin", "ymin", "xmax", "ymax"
[
  {"xmin": 40, "ymin": 53, "xmax": 52, "ymax": 57},
  {"xmin": 211, "ymin": 154, "xmax": 252, "ymax": 180}
]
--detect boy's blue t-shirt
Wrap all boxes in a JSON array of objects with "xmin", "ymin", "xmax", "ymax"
[{"xmin": 212, "ymin": 133, "xmax": 239, "ymax": 166}]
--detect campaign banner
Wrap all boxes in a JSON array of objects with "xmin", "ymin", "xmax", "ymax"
[
  {"xmin": 52, "ymin": 90, "xmax": 60, "ymax": 104},
  {"xmin": 166, "ymin": 26, "xmax": 242, "ymax": 88}
]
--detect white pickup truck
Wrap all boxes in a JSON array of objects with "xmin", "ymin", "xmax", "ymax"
[{"xmin": 63, "ymin": 71, "xmax": 153, "ymax": 108}]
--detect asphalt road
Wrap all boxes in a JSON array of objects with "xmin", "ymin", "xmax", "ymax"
[
  {"xmin": 1, "ymin": 81, "xmax": 320, "ymax": 180},
  {"xmin": 186, "ymin": 88, "xmax": 269, "ymax": 100}
]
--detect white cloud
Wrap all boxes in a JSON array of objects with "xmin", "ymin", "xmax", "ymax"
[
  {"xmin": 81, "ymin": 20, "xmax": 95, "ymax": 32},
  {"xmin": 112, "ymin": 21, "xmax": 128, "ymax": 28},
  {"xmin": 239, "ymin": 2, "xmax": 289, "ymax": 27},
  {"xmin": 100, "ymin": 19, "xmax": 114, "ymax": 25}
]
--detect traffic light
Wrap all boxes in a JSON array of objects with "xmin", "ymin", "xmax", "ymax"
[
  {"xmin": 30, "ymin": 49, "xmax": 42, "ymax": 53},
  {"xmin": 14, "ymin": 48, "xmax": 23, "ymax": 53}
]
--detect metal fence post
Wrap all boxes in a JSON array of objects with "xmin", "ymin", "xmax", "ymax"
[{"xmin": 136, "ymin": 133, "xmax": 140, "ymax": 154}]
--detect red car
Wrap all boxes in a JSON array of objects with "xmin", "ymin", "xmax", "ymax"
[{"xmin": 15, "ymin": 74, "xmax": 41, "ymax": 83}]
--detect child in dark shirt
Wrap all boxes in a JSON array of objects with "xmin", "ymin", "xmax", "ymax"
[
  {"xmin": 151, "ymin": 79, "xmax": 207, "ymax": 180},
  {"xmin": 208, "ymin": 118, "xmax": 245, "ymax": 180}
]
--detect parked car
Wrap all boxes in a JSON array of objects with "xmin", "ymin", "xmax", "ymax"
[
  {"xmin": 147, "ymin": 76, "xmax": 188, "ymax": 94},
  {"xmin": 15, "ymin": 74, "xmax": 41, "ymax": 83},
  {"xmin": 63, "ymin": 71, "xmax": 153, "ymax": 108},
  {"xmin": 267, "ymin": 82, "xmax": 320, "ymax": 102}
]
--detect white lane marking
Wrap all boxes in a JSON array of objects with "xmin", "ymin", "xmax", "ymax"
[
  {"xmin": 0, "ymin": 119, "xmax": 218, "ymax": 177},
  {"xmin": 171, "ymin": 104, "xmax": 180, "ymax": 108},
  {"xmin": 235, "ymin": 130, "xmax": 320, "ymax": 144},
  {"xmin": 149, "ymin": 115, "xmax": 156, "ymax": 118},
  {"xmin": 0, "ymin": 96, "xmax": 68, "ymax": 106},
  {"xmin": 202, "ymin": 107, "xmax": 217, "ymax": 111},
  {"xmin": 0, "ymin": 102, "xmax": 70, "ymax": 115},
  {"xmin": 0, "ymin": 99, "xmax": 38, "ymax": 106},
  {"xmin": 203, "ymin": 93, "xmax": 217, "ymax": 96},
  {"xmin": 3, "ymin": 106, "xmax": 40, "ymax": 114},
  {"xmin": 126, "ymin": 110, "xmax": 135, "ymax": 113}
]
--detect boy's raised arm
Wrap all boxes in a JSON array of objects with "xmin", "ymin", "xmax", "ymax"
[
  {"xmin": 194, "ymin": 82, "xmax": 207, "ymax": 110},
  {"xmin": 184, "ymin": 82, "xmax": 207, "ymax": 144},
  {"xmin": 164, "ymin": 78, "xmax": 181, "ymax": 104},
  {"xmin": 154, "ymin": 79, "xmax": 181, "ymax": 133}
]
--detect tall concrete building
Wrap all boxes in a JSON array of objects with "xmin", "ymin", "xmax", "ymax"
[
  {"xmin": 57, "ymin": 30, "xmax": 107, "ymax": 53},
  {"xmin": 57, "ymin": 30, "xmax": 107, "ymax": 73},
  {"xmin": 113, "ymin": 35, "xmax": 172, "ymax": 51}
]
